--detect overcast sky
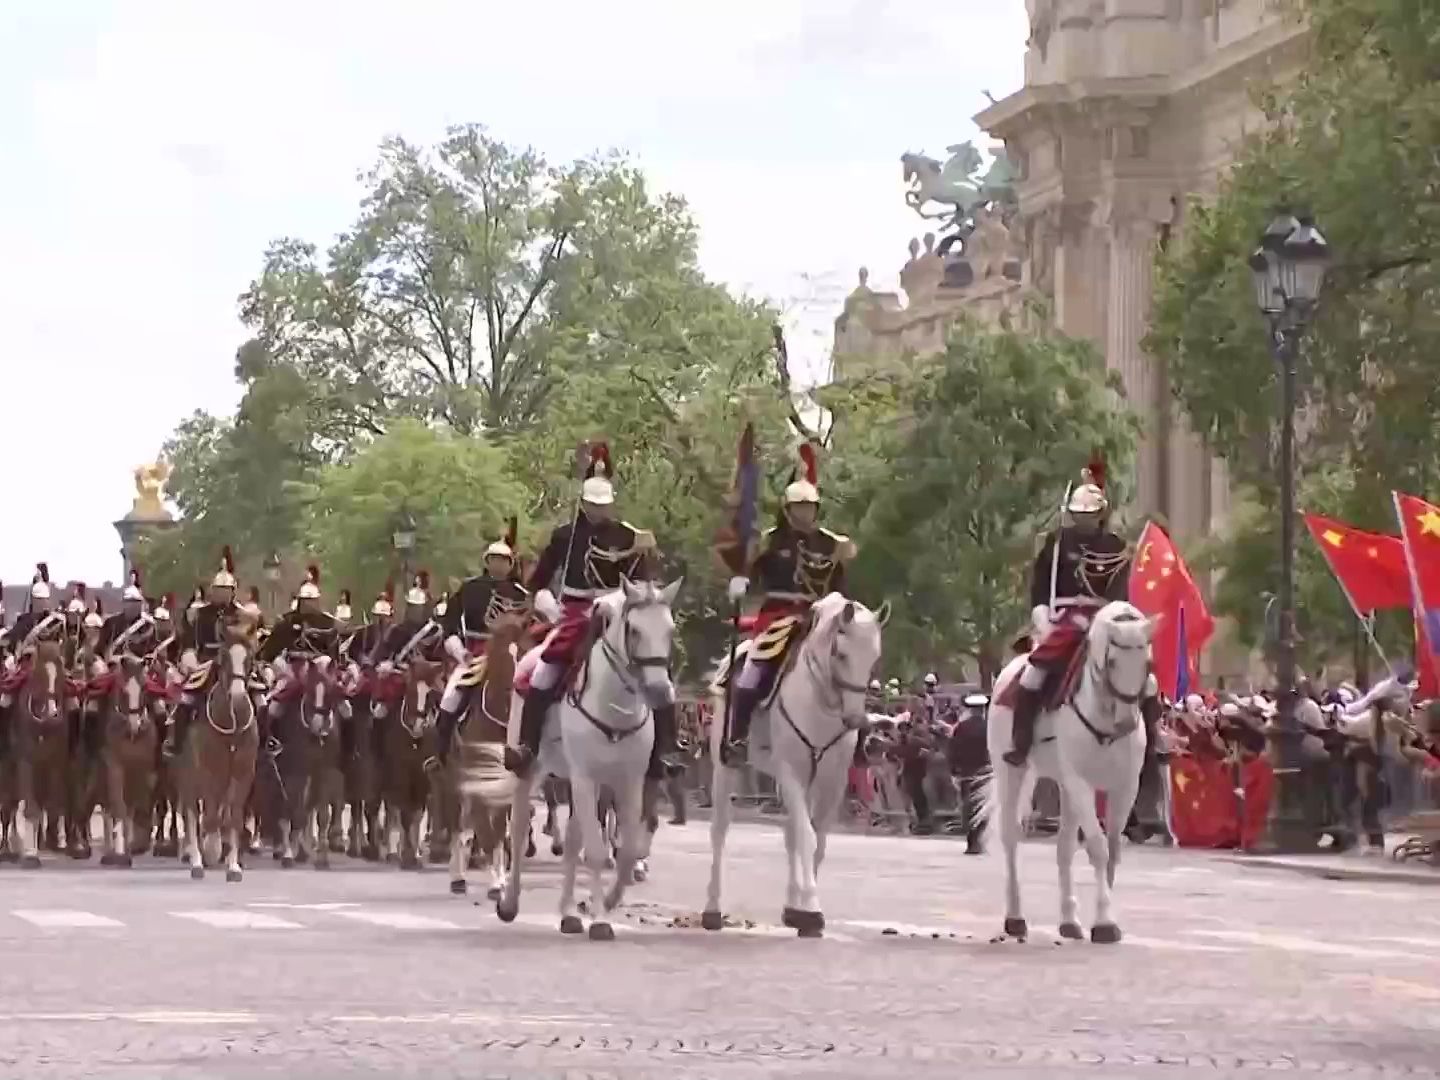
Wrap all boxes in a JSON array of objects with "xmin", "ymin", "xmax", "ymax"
[{"xmin": 0, "ymin": 0, "xmax": 1026, "ymax": 587}]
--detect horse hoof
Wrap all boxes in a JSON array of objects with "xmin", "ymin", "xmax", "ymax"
[
  {"xmin": 632, "ymin": 861, "xmax": 648, "ymax": 883},
  {"xmin": 550, "ymin": 842, "xmax": 563, "ymax": 857},
  {"xmin": 786, "ymin": 909, "xmax": 824, "ymax": 935},
  {"xmin": 226, "ymin": 869, "xmax": 243, "ymax": 883},
  {"xmin": 781, "ymin": 907, "xmax": 799, "ymax": 929},
  {"xmin": 1059, "ymin": 922, "xmax": 1084, "ymax": 941},
  {"xmin": 604, "ymin": 856, "xmax": 615, "ymax": 870},
  {"xmin": 118, "ymin": 854, "xmax": 133, "ymax": 869},
  {"xmin": 560, "ymin": 915, "xmax": 584, "ymax": 935},
  {"xmin": 450, "ymin": 879, "xmax": 468, "ymax": 895},
  {"xmin": 281, "ymin": 856, "xmax": 295, "ymax": 869},
  {"xmin": 495, "ymin": 900, "xmax": 518, "ymax": 924},
  {"xmin": 797, "ymin": 924, "xmax": 824, "ymax": 939},
  {"xmin": 385, "ymin": 852, "xmax": 399, "ymax": 864},
  {"xmin": 314, "ymin": 858, "xmax": 330, "ymax": 871},
  {"xmin": 401, "ymin": 856, "xmax": 421, "ymax": 871},
  {"xmin": 20, "ymin": 856, "xmax": 41, "ymax": 870},
  {"xmin": 100, "ymin": 853, "xmax": 117, "ymax": 867},
  {"xmin": 329, "ymin": 840, "xmax": 345, "ymax": 854},
  {"xmin": 190, "ymin": 865, "xmax": 205, "ymax": 880},
  {"xmin": 1090, "ymin": 923, "xmax": 1122, "ymax": 945},
  {"xmin": 486, "ymin": 885, "xmax": 502, "ymax": 902},
  {"xmin": 272, "ymin": 850, "xmax": 283, "ymax": 861},
  {"xmin": 427, "ymin": 849, "xmax": 448, "ymax": 865},
  {"xmin": 526, "ymin": 839, "xmax": 537, "ymax": 858},
  {"xmin": 701, "ymin": 910, "xmax": 724, "ymax": 932},
  {"xmin": 1003, "ymin": 917, "xmax": 1028, "ymax": 941},
  {"xmin": 295, "ymin": 849, "xmax": 309, "ymax": 864},
  {"xmin": 588, "ymin": 922, "xmax": 615, "ymax": 942}
]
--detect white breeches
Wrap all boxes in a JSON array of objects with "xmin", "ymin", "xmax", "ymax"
[
  {"xmin": 735, "ymin": 654, "xmax": 765, "ymax": 690},
  {"xmin": 440, "ymin": 663, "xmax": 470, "ymax": 715},
  {"xmin": 529, "ymin": 658, "xmax": 562, "ymax": 692}
]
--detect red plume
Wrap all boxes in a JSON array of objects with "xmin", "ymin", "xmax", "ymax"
[
  {"xmin": 94, "ymin": 596, "xmax": 105, "ymax": 616},
  {"xmin": 382, "ymin": 580, "xmax": 395, "ymax": 603},
  {"xmin": 798, "ymin": 442, "xmax": 818, "ymax": 485},
  {"xmin": 221, "ymin": 546, "xmax": 235, "ymax": 573},
  {"xmin": 504, "ymin": 516, "xmax": 518, "ymax": 550},
  {"xmin": 339, "ymin": 589, "xmax": 352, "ymax": 604},
  {"xmin": 587, "ymin": 441, "xmax": 612, "ymax": 479},
  {"xmin": 130, "ymin": 567, "xmax": 142, "ymax": 590},
  {"xmin": 37, "ymin": 562, "xmax": 50, "ymax": 584},
  {"xmin": 306, "ymin": 563, "xmax": 320, "ymax": 586},
  {"xmin": 163, "ymin": 592, "xmax": 176, "ymax": 612},
  {"xmin": 416, "ymin": 570, "xmax": 430, "ymax": 592},
  {"xmin": 247, "ymin": 586, "xmax": 261, "ymax": 604},
  {"xmin": 75, "ymin": 583, "xmax": 87, "ymax": 600},
  {"xmin": 1082, "ymin": 451, "xmax": 1106, "ymax": 491}
]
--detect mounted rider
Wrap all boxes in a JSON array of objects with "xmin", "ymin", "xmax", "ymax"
[
  {"xmin": 374, "ymin": 572, "xmax": 444, "ymax": 669},
  {"xmin": 433, "ymin": 520, "xmax": 530, "ymax": 765},
  {"xmin": 94, "ymin": 569, "xmax": 158, "ymax": 671},
  {"xmin": 352, "ymin": 584, "xmax": 396, "ymax": 673},
  {"xmin": 1, "ymin": 565, "xmax": 64, "ymax": 715},
  {"xmin": 507, "ymin": 442, "xmax": 684, "ymax": 780},
  {"xmin": 164, "ymin": 548, "xmax": 246, "ymax": 757},
  {"xmin": 1002, "ymin": 456, "xmax": 1161, "ymax": 766},
  {"xmin": 719, "ymin": 442, "xmax": 856, "ymax": 765},
  {"xmin": 259, "ymin": 564, "xmax": 343, "ymax": 745}
]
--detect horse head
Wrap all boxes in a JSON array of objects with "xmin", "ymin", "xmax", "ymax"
[
  {"xmin": 115, "ymin": 653, "xmax": 147, "ymax": 736},
  {"xmin": 1088, "ymin": 601, "xmax": 1156, "ymax": 705},
  {"xmin": 612, "ymin": 576, "xmax": 682, "ymax": 710},
  {"xmin": 400, "ymin": 657, "xmax": 441, "ymax": 737},
  {"xmin": 810, "ymin": 593, "xmax": 885, "ymax": 729},
  {"xmin": 303, "ymin": 657, "xmax": 337, "ymax": 737},
  {"xmin": 218, "ymin": 615, "xmax": 258, "ymax": 719},
  {"xmin": 27, "ymin": 640, "xmax": 63, "ymax": 723}
]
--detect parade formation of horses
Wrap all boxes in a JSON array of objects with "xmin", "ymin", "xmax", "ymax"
[
  {"xmin": 976, "ymin": 600, "xmax": 1154, "ymax": 945},
  {"xmin": 704, "ymin": 593, "xmax": 887, "ymax": 938},
  {"xmin": 499, "ymin": 577, "xmax": 681, "ymax": 941},
  {"xmin": 7, "ymin": 640, "xmax": 69, "ymax": 867},
  {"xmin": 376, "ymin": 656, "xmax": 441, "ymax": 868}
]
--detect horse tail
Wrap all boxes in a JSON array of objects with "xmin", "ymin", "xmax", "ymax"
[{"xmin": 968, "ymin": 764, "xmax": 1038, "ymax": 856}]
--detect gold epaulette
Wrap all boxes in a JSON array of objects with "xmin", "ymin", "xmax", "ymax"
[
  {"xmin": 819, "ymin": 527, "xmax": 858, "ymax": 561},
  {"xmin": 620, "ymin": 523, "xmax": 656, "ymax": 553}
]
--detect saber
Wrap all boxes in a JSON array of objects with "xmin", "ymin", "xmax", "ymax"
[{"xmin": 1049, "ymin": 482, "xmax": 1072, "ymax": 612}]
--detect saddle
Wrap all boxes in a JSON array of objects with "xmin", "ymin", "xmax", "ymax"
[
  {"xmin": 453, "ymin": 654, "xmax": 488, "ymax": 690},
  {"xmin": 183, "ymin": 660, "xmax": 214, "ymax": 693},
  {"xmin": 993, "ymin": 641, "xmax": 1087, "ymax": 712},
  {"xmin": 714, "ymin": 613, "xmax": 809, "ymax": 691}
]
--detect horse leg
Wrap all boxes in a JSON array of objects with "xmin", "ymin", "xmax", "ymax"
[
  {"xmin": 224, "ymin": 781, "xmax": 245, "ymax": 883},
  {"xmin": 185, "ymin": 799, "xmax": 204, "ymax": 878},
  {"xmin": 557, "ymin": 794, "xmax": 586, "ymax": 935},
  {"xmin": 486, "ymin": 805, "xmax": 509, "ymax": 900},
  {"xmin": 1057, "ymin": 771, "xmax": 1119, "ymax": 943},
  {"xmin": 1056, "ymin": 798, "xmax": 1082, "ymax": 940},
  {"xmin": 449, "ymin": 797, "xmax": 472, "ymax": 895},
  {"xmin": 773, "ymin": 767, "xmax": 823, "ymax": 937},
  {"xmin": 313, "ymin": 790, "xmax": 332, "ymax": 871},
  {"xmin": 568, "ymin": 774, "xmax": 614, "ymax": 940},
  {"xmin": 996, "ymin": 763, "xmax": 1028, "ymax": 940},
  {"xmin": 1104, "ymin": 763, "xmax": 1142, "ymax": 892},
  {"xmin": 604, "ymin": 779, "xmax": 645, "ymax": 912},
  {"xmin": 497, "ymin": 772, "xmax": 533, "ymax": 923},
  {"xmin": 702, "ymin": 757, "xmax": 735, "ymax": 931}
]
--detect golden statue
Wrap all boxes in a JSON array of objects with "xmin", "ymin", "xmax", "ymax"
[{"xmin": 131, "ymin": 460, "xmax": 173, "ymax": 519}]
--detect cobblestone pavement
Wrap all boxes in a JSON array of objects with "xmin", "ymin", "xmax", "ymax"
[{"xmin": 1, "ymin": 820, "xmax": 1439, "ymax": 1079}]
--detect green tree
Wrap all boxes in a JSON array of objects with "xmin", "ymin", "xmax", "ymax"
[
  {"xmin": 1147, "ymin": 0, "xmax": 1440, "ymax": 651},
  {"xmin": 289, "ymin": 420, "xmax": 528, "ymax": 602},
  {"xmin": 828, "ymin": 318, "xmax": 1141, "ymax": 686}
]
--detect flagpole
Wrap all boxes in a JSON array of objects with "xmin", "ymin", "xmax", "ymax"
[{"xmin": 1391, "ymin": 490, "xmax": 1429, "ymax": 686}]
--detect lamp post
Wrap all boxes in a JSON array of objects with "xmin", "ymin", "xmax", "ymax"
[
  {"xmin": 263, "ymin": 551, "xmax": 282, "ymax": 623},
  {"xmin": 392, "ymin": 513, "xmax": 417, "ymax": 619},
  {"xmin": 1248, "ymin": 210, "xmax": 1331, "ymax": 853}
]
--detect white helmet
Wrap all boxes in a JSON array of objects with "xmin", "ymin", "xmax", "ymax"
[
  {"xmin": 406, "ymin": 571, "xmax": 431, "ymax": 609},
  {"xmin": 372, "ymin": 584, "xmax": 395, "ymax": 618},
  {"xmin": 433, "ymin": 597, "xmax": 448, "ymax": 618},
  {"xmin": 923, "ymin": 672, "xmax": 938, "ymax": 687},
  {"xmin": 1067, "ymin": 456, "xmax": 1108, "ymax": 515},
  {"xmin": 297, "ymin": 564, "xmax": 322, "ymax": 601},
  {"xmin": 67, "ymin": 584, "xmax": 89, "ymax": 615},
  {"xmin": 581, "ymin": 443, "xmax": 616, "ymax": 505},
  {"xmin": 334, "ymin": 589, "xmax": 353, "ymax": 623},
  {"xmin": 122, "ymin": 568, "xmax": 145, "ymax": 602},
  {"xmin": 485, "ymin": 540, "xmax": 514, "ymax": 560},
  {"xmin": 84, "ymin": 606, "xmax": 104, "ymax": 630},
  {"xmin": 31, "ymin": 562, "xmax": 52, "ymax": 600}
]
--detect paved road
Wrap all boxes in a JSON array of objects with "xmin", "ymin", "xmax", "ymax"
[{"xmin": 1, "ymin": 820, "xmax": 1438, "ymax": 1079}]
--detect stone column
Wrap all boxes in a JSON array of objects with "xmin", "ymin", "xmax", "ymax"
[
  {"xmin": 1053, "ymin": 200, "xmax": 1107, "ymax": 348},
  {"xmin": 1102, "ymin": 199, "xmax": 1167, "ymax": 519}
]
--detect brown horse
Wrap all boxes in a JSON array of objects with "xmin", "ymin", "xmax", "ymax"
[
  {"xmin": 180, "ymin": 617, "xmax": 260, "ymax": 883},
  {"xmin": 97, "ymin": 654, "xmax": 158, "ymax": 867},
  {"xmin": 447, "ymin": 617, "xmax": 525, "ymax": 899},
  {"xmin": 377, "ymin": 657, "xmax": 441, "ymax": 869},
  {"xmin": 343, "ymin": 673, "xmax": 384, "ymax": 860},
  {"xmin": 268, "ymin": 660, "xmax": 344, "ymax": 869},
  {"xmin": 12, "ymin": 641, "xmax": 70, "ymax": 867}
]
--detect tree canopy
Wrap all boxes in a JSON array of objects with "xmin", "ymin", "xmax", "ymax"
[{"xmin": 1147, "ymin": 0, "xmax": 1440, "ymax": 662}]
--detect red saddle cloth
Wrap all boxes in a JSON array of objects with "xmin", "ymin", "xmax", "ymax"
[
  {"xmin": 0, "ymin": 664, "xmax": 30, "ymax": 694},
  {"xmin": 144, "ymin": 672, "xmax": 176, "ymax": 701},
  {"xmin": 88, "ymin": 671, "xmax": 117, "ymax": 698},
  {"xmin": 372, "ymin": 670, "xmax": 407, "ymax": 704},
  {"xmin": 993, "ymin": 639, "xmax": 1088, "ymax": 712}
]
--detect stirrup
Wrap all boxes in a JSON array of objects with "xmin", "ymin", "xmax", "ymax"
[
  {"xmin": 503, "ymin": 745, "xmax": 535, "ymax": 777},
  {"xmin": 1002, "ymin": 747, "xmax": 1028, "ymax": 768},
  {"xmin": 719, "ymin": 739, "xmax": 749, "ymax": 766}
]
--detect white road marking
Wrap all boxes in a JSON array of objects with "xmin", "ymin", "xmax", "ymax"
[
  {"xmin": 1363, "ymin": 935, "xmax": 1440, "ymax": 950},
  {"xmin": 329, "ymin": 910, "xmax": 461, "ymax": 931},
  {"xmin": 11, "ymin": 910, "xmax": 123, "ymax": 929},
  {"xmin": 173, "ymin": 910, "xmax": 302, "ymax": 930},
  {"xmin": 249, "ymin": 902, "xmax": 359, "ymax": 911},
  {"xmin": 1123, "ymin": 936, "xmax": 1242, "ymax": 953},
  {"xmin": 1189, "ymin": 930, "xmax": 1417, "ymax": 960}
]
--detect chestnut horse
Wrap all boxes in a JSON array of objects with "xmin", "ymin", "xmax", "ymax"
[
  {"xmin": 269, "ymin": 659, "xmax": 344, "ymax": 869},
  {"xmin": 98, "ymin": 654, "xmax": 158, "ymax": 866},
  {"xmin": 448, "ymin": 616, "xmax": 525, "ymax": 899},
  {"xmin": 180, "ymin": 617, "xmax": 260, "ymax": 883},
  {"xmin": 377, "ymin": 657, "xmax": 441, "ymax": 868},
  {"xmin": 11, "ymin": 641, "xmax": 71, "ymax": 867}
]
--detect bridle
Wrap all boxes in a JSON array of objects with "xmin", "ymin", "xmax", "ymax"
[
  {"xmin": 24, "ymin": 657, "xmax": 62, "ymax": 727},
  {"xmin": 1069, "ymin": 617, "xmax": 1148, "ymax": 747},
  {"xmin": 399, "ymin": 666, "xmax": 435, "ymax": 742},
  {"xmin": 205, "ymin": 641, "xmax": 256, "ymax": 736},
  {"xmin": 777, "ymin": 608, "xmax": 878, "ymax": 785},
  {"xmin": 568, "ymin": 593, "xmax": 673, "ymax": 743}
]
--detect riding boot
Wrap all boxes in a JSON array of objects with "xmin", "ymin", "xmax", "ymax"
[
  {"xmin": 505, "ymin": 685, "xmax": 557, "ymax": 777},
  {"xmin": 646, "ymin": 703, "xmax": 685, "ymax": 780},
  {"xmin": 433, "ymin": 706, "xmax": 461, "ymax": 768},
  {"xmin": 259, "ymin": 709, "xmax": 279, "ymax": 757},
  {"xmin": 1002, "ymin": 684, "xmax": 1044, "ymax": 768},
  {"xmin": 163, "ymin": 703, "xmax": 193, "ymax": 758},
  {"xmin": 721, "ymin": 685, "xmax": 763, "ymax": 766}
]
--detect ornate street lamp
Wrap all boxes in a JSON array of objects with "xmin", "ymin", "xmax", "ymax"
[
  {"xmin": 1248, "ymin": 210, "xmax": 1331, "ymax": 853},
  {"xmin": 262, "ymin": 551, "xmax": 282, "ymax": 621},
  {"xmin": 392, "ymin": 512, "xmax": 417, "ymax": 617}
]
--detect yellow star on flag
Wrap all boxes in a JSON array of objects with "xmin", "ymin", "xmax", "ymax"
[
  {"xmin": 1145, "ymin": 580, "xmax": 1158, "ymax": 591},
  {"xmin": 1137, "ymin": 542, "xmax": 1152, "ymax": 571},
  {"xmin": 1160, "ymin": 567, "xmax": 1173, "ymax": 578},
  {"xmin": 1418, "ymin": 510, "xmax": 1440, "ymax": 538},
  {"xmin": 1322, "ymin": 529, "xmax": 1344, "ymax": 547},
  {"xmin": 1367, "ymin": 546, "xmax": 1379, "ymax": 558},
  {"xmin": 1174, "ymin": 770, "xmax": 1190, "ymax": 793}
]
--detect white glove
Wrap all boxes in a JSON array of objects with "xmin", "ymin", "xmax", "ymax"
[
  {"xmin": 377, "ymin": 660, "xmax": 395, "ymax": 676},
  {"xmin": 1030, "ymin": 604, "xmax": 1051, "ymax": 638},
  {"xmin": 727, "ymin": 576, "xmax": 750, "ymax": 603},
  {"xmin": 444, "ymin": 635, "xmax": 467, "ymax": 665},
  {"xmin": 534, "ymin": 589, "xmax": 561, "ymax": 623}
]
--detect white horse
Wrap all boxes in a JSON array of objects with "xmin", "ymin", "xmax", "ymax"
[
  {"xmin": 497, "ymin": 577, "xmax": 682, "ymax": 940},
  {"xmin": 703, "ymin": 593, "xmax": 886, "ymax": 938},
  {"xmin": 975, "ymin": 601, "xmax": 1154, "ymax": 944}
]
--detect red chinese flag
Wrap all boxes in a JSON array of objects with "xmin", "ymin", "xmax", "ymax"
[
  {"xmin": 1393, "ymin": 492, "xmax": 1440, "ymax": 697},
  {"xmin": 1302, "ymin": 513, "xmax": 1410, "ymax": 613},
  {"xmin": 1169, "ymin": 756, "xmax": 1238, "ymax": 848},
  {"xmin": 1129, "ymin": 522, "xmax": 1214, "ymax": 699}
]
